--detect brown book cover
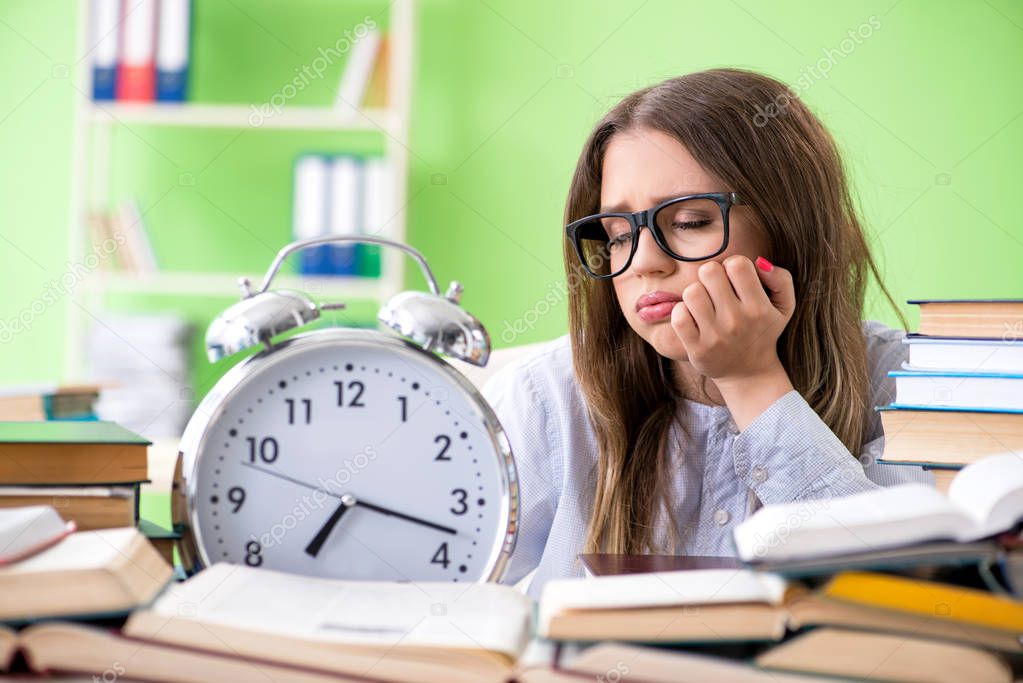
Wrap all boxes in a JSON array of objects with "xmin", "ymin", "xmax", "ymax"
[
  {"xmin": 579, "ymin": 554, "xmax": 742, "ymax": 576},
  {"xmin": 0, "ymin": 421, "xmax": 149, "ymax": 485}
]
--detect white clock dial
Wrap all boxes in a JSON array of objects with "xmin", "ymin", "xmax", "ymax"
[{"xmin": 183, "ymin": 330, "xmax": 516, "ymax": 582}]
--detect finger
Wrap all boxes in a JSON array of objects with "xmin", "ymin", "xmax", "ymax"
[
  {"xmin": 670, "ymin": 301, "xmax": 699, "ymax": 347},
  {"xmin": 681, "ymin": 281, "xmax": 715, "ymax": 331},
  {"xmin": 723, "ymin": 255, "xmax": 769, "ymax": 306},
  {"xmin": 754, "ymin": 256, "xmax": 796, "ymax": 317},
  {"xmin": 696, "ymin": 261, "xmax": 741, "ymax": 317}
]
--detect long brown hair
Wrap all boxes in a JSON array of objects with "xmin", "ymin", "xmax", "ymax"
[{"xmin": 565, "ymin": 68, "xmax": 903, "ymax": 554}]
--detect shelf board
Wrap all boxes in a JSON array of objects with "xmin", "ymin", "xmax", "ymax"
[
  {"xmin": 97, "ymin": 271, "xmax": 386, "ymax": 300},
  {"xmin": 86, "ymin": 102, "xmax": 399, "ymax": 132}
]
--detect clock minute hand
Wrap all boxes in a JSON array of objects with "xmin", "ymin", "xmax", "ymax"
[
  {"xmin": 305, "ymin": 494, "xmax": 357, "ymax": 558},
  {"xmin": 348, "ymin": 495, "xmax": 458, "ymax": 536}
]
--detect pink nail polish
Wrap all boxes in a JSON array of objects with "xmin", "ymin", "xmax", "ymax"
[{"xmin": 755, "ymin": 256, "xmax": 774, "ymax": 272}]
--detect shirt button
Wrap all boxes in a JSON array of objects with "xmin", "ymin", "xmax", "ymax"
[
  {"xmin": 714, "ymin": 509, "xmax": 731, "ymax": 526},
  {"xmin": 751, "ymin": 465, "xmax": 769, "ymax": 483}
]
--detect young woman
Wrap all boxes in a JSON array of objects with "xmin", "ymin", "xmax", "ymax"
[{"xmin": 482, "ymin": 68, "xmax": 932, "ymax": 597}]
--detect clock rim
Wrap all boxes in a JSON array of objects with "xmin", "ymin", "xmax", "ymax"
[{"xmin": 177, "ymin": 327, "xmax": 519, "ymax": 584}]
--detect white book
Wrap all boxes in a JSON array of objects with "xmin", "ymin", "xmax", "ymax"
[
  {"xmin": 89, "ymin": 0, "xmax": 120, "ymax": 99},
  {"xmin": 362, "ymin": 156, "xmax": 394, "ymax": 237},
  {"xmin": 328, "ymin": 156, "xmax": 362, "ymax": 237},
  {"xmin": 335, "ymin": 29, "xmax": 381, "ymax": 108},
  {"xmin": 292, "ymin": 155, "xmax": 329, "ymax": 241},
  {"xmin": 155, "ymin": 0, "xmax": 190, "ymax": 100},
  {"xmin": 891, "ymin": 370, "xmax": 1023, "ymax": 411},
  {"xmin": 904, "ymin": 336, "xmax": 1023, "ymax": 373},
  {"xmin": 733, "ymin": 453, "xmax": 1023, "ymax": 563},
  {"xmin": 119, "ymin": 0, "xmax": 156, "ymax": 70}
]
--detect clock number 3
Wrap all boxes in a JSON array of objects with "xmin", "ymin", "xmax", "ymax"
[
  {"xmin": 335, "ymin": 380, "xmax": 366, "ymax": 408},
  {"xmin": 450, "ymin": 488, "xmax": 468, "ymax": 515}
]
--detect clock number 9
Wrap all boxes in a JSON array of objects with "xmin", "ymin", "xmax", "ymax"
[
  {"xmin": 228, "ymin": 486, "xmax": 246, "ymax": 513},
  {"xmin": 244, "ymin": 540, "xmax": 263, "ymax": 566},
  {"xmin": 246, "ymin": 436, "xmax": 279, "ymax": 464}
]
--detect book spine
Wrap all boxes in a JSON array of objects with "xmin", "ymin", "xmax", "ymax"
[
  {"xmin": 292, "ymin": 155, "xmax": 331, "ymax": 276},
  {"xmin": 90, "ymin": 0, "xmax": 120, "ymax": 100},
  {"xmin": 326, "ymin": 156, "xmax": 361, "ymax": 276},
  {"xmin": 335, "ymin": 29, "xmax": 381, "ymax": 108},
  {"xmin": 358, "ymin": 157, "xmax": 392, "ymax": 278},
  {"xmin": 155, "ymin": 0, "xmax": 190, "ymax": 101},
  {"xmin": 116, "ymin": 0, "xmax": 157, "ymax": 101}
]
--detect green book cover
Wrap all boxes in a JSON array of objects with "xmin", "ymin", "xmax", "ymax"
[{"xmin": 0, "ymin": 421, "xmax": 150, "ymax": 446}]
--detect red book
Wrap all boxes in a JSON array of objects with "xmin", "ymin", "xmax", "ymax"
[{"xmin": 116, "ymin": 0, "xmax": 156, "ymax": 101}]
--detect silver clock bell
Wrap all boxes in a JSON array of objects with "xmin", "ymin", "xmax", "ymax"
[{"xmin": 205, "ymin": 235, "xmax": 491, "ymax": 366}]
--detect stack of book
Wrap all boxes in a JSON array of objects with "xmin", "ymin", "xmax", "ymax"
[
  {"xmin": 292, "ymin": 154, "xmax": 394, "ymax": 278},
  {"xmin": 0, "ymin": 384, "xmax": 101, "ymax": 421},
  {"xmin": 878, "ymin": 299, "xmax": 1023, "ymax": 492},
  {"xmin": 89, "ymin": 0, "xmax": 191, "ymax": 102},
  {"xmin": 88, "ymin": 0, "xmax": 390, "ymax": 107},
  {"xmin": 0, "ymin": 422, "xmax": 148, "ymax": 533}
]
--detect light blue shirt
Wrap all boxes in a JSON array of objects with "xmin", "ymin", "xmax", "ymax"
[{"xmin": 482, "ymin": 321, "xmax": 933, "ymax": 598}]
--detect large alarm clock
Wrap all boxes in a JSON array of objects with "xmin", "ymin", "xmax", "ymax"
[{"xmin": 174, "ymin": 236, "xmax": 518, "ymax": 583}]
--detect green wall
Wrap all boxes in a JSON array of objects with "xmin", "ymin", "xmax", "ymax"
[{"xmin": 0, "ymin": 0, "xmax": 1021, "ymax": 397}]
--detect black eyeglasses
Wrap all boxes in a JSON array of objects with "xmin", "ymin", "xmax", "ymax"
[{"xmin": 565, "ymin": 192, "xmax": 746, "ymax": 279}]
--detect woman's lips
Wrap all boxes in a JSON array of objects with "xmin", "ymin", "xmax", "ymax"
[{"xmin": 635, "ymin": 292, "xmax": 683, "ymax": 323}]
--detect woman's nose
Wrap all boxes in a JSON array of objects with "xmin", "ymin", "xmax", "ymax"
[{"xmin": 628, "ymin": 226, "xmax": 675, "ymax": 277}]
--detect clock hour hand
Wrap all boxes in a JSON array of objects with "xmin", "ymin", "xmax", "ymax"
[
  {"xmin": 348, "ymin": 495, "xmax": 458, "ymax": 536},
  {"xmin": 305, "ymin": 494, "xmax": 357, "ymax": 557}
]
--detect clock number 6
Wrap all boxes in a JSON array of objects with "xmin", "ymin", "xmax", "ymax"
[
  {"xmin": 246, "ymin": 436, "xmax": 279, "ymax": 464},
  {"xmin": 335, "ymin": 380, "xmax": 365, "ymax": 408}
]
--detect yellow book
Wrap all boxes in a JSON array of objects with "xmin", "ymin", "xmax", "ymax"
[{"xmin": 823, "ymin": 571, "xmax": 1023, "ymax": 632}]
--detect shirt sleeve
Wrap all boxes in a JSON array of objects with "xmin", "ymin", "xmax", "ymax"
[
  {"xmin": 482, "ymin": 359, "xmax": 560, "ymax": 587},
  {"xmin": 731, "ymin": 321, "xmax": 934, "ymax": 505}
]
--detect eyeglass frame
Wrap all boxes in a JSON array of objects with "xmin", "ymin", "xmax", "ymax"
[{"xmin": 565, "ymin": 191, "xmax": 747, "ymax": 280}]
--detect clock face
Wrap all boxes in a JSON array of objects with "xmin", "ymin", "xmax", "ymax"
[{"xmin": 184, "ymin": 330, "xmax": 516, "ymax": 583}]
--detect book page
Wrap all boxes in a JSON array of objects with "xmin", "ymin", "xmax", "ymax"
[
  {"xmin": 135, "ymin": 563, "xmax": 531, "ymax": 661},
  {"xmin": 733, "ymin": 484, "xmax": 970, "ymax": 562},
  {"xmin": 1, "ymin": 527, "xmax": 135, "ymax": 573},
  {"xmin": 948, "ymin": 453, "xmax": 1023, "ymax": 537},
  {"xmin": 539, "ymin": 568, "xmax": 787, "ymax": 620}
]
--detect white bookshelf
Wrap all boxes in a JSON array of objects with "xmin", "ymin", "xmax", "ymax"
[{"xmin": 67, "ymin": 0, "xmax": 416, "ymax": 377}]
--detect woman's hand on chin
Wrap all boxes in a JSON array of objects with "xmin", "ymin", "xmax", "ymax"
[{"xmin": 670, "ymin": 254, "xmax": 797, "ymax": 429}]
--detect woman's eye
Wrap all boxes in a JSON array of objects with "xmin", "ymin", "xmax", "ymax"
[
  {"xmin": 671, "ymin": 219, "xmax": 712, "ymax": 230},
  {"xmin": 607, "ymin": 233, "xmax": 632, "ymax": 249}
]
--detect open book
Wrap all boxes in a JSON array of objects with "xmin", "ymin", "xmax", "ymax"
[
  {"xmin": 0, "ymin": 525, "xmax": 171, "ymax": 622},
  {"xmin": 733, "ymin": 453, "xmax": 1023, "ymax": 564},
  {"xmin": 0, "ymin": 506, "xmax": 75, "ymax": 565},
  {"xmin": 121, "ymin": 563, "xmax": 531, "ymax": 683}
]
